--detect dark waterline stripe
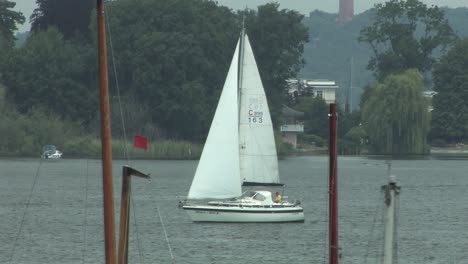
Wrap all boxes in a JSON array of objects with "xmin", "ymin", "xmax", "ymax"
[{"xmin": 183, "ymin": 207, "xmax": 303, "ymax": 214}]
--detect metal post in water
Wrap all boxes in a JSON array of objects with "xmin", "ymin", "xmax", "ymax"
[{"xmin": 382, "ymin": 173, "xmax": 400, "ymax": 264}]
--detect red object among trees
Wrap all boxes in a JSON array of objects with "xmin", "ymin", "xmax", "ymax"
[{"xmin": 133, "ymin": 135, "xmax": 148, "ymax": 150}]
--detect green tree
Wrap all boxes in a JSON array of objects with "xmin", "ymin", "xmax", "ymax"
[
  {"xmin": 362, "ymin": 69, "xmax": 430, "ymax": 155},
  {"xmin": 2, "ymin": 0, "xmax": 309, "ymax": 143},
  {"xmin": 430, "ymin": 38, "xmax": 468, "ymax": 143},
  {"xmin": 101, "ymin": 0, "xmax": 239, "ymax": 140},
  {"xmin": 0, "ymin": 0, "xmax": 25, "ymax": 49},
  {"xmin": 242, "ymin": 3, "xmax": 309, "ymax": 126},
  {"xmin": 295, "ymin": 96, "xmax": 329, "ymax": 139},
  {"xmin": 31, "ymin": 0, "xmax": 94, "ymax": 41},
  {"xmin": 359, "ymin": 0, "xmax": 456, "ymax": 80},
  {"xmin": 99, "ymin": 0, "xmax": 308, "ymax": 141},
  {"xmin": 340, "ymin": 125, "xmax": 367, "ymax": 155},
  {"xmin": 338, "ymin": 107, "xmax": 361, "ymax": 138},
  {"xmin": 0, "ymin": 28, "xmax": 97, "ymax": 123}
]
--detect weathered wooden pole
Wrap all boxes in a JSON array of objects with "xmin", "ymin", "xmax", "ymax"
[
  {"xmin": 97, "ymin": 0, "xmax": 116, "ymax": 263},
  {"xmin": 118, "ymin": 166, "xmax": 150, "ymax": 264}
]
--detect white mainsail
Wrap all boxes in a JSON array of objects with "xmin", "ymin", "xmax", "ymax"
[
  {"xmin": 238, "ymin": 34, "xmax": 280, "ymax": 185},
  {"xmin": 187, "ymin": 41, "xmax": 242, "ymax": 199}
]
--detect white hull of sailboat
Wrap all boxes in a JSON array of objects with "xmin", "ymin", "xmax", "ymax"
[{"xmin": 182, "ymin": 204, "xmax": 304, "ymax": 223}]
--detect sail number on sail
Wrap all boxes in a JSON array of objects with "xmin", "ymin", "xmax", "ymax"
[
  {"xmin": 248, "ymin": 98, "xmax": 264, "ymax": 124},
  {"xmin": 248, "ymin": 109, "xmax": 263, "ymax": 123}
]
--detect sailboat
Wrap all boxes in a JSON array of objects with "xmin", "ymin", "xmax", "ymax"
[
  {"xmin": 41, "ymin": 144, "xmax": 63, "ymax": 159},
  {"xmin": 182, "ymin": 28, "xmax": 304, "ymax": 223}
]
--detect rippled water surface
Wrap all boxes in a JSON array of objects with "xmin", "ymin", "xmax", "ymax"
[{"xmin": 1, "ymin": 156, "xmax": 467, "ymax": 264}]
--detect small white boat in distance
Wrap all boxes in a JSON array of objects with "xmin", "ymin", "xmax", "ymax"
[
  {"xmin": 41, "ymin": 145, "xmax": 62, "ymax": 159},
  {"xmin": 181, "ymin": 28, "xmax": 304, "ymax": 223}
]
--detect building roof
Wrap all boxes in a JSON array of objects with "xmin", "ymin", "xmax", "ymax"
[{"xmin": 282, "ymin": 105, "xmax": 304, "ymax": 117}]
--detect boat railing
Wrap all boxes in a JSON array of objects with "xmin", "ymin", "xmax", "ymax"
[{"xmin": 184, "ymin": 202, "xmax": 300, "ymax": 209}]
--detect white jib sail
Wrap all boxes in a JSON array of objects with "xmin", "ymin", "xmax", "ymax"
[
  {"xmin": 187, "ymin": 41, "xmax": 242, "ymax": 199},
  {"xmin": 239, "ymin": 34, "xmax": 280, "ymax": 184}
]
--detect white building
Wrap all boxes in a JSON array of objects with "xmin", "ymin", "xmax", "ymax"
[
  {"xmin": 280, "ymin": 105, "xmax": 304, "ymax": 149},
  {"xmin": 287, "ymin": 79, "xmax": 338, "ymax": 104}
]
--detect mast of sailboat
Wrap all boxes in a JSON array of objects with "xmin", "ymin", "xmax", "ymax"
[
  {"xmin": 238, "ymin": 17, "xmax": 246, "ymax": 103},
  {"xmin": 382, "ymin": 162, "xmax": 400, "ymax": 264},
  {"xmin": 97, "ymin": 0, "xmax": 117, "ymax": 263},
  {"xmin": 329, "ymin": 103, "xmax": 339, "ymax": 264}
]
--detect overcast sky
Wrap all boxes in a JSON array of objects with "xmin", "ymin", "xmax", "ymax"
[{"xmin": 13, "ymin": 0, "xmax": 468, "ymax": 32}]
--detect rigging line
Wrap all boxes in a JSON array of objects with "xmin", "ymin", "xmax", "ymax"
[
  {"xmin": 82, "ymin": 159, "xmax": 90, "ymax": 264},
  {"xmin": 322, "ymin": 164, "xmax": 329, "ymax": 264},
  {"xmin": 364, "ymin": 190, "xmax": 385, "ymax": 264},
  {"xmin": 8, "ymin": 159, "xmax": 43, "ymax": 264},
  {"xmin": 155, "ymin": 205, "xmax": 176, "ymax": 262},
  {"xmin": 104, "ymin": 2, "xmax": 130, "ymax": 164}
]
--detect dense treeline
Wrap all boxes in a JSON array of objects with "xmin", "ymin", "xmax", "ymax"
[
  {"xmin": 2, "ymin": 28, "xmax": 98, "ymax": 123},
  {"xmin": 301, "ymin": 7, "xmax": 468, "ymax": 109},
  {"xmin": 2, "ymin": 0, "xmax": 468, "ymax": 157},
  {"xmin": 31, "ymin": 0, "xmax": 94, "ymax": 41},
  {"xmin": 0, "ymin": 0, "xmax": 308, "ymax": 156},
  {"xmin": 430, "ymin": 38, "xmax": 468, "ymax": 144},
  {"xmin": 97, "ymin": 0, "xmax": 240, "ymax": 140},
  {"xmin": 356, "ymin": 0, "xmax": 455, "ymax": 155},
  {"xmin": 297, "ymin": 0, "xmax": 468, "ymax": 156}
]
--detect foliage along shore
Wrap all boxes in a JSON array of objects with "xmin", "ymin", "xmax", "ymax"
[
  {"xmin": 2, "ymin": 1, "xmax": 468, "ymax": 158},
  {"xmin": 0, "ymin": 139, "xmax": 298, "ymax": 160}
]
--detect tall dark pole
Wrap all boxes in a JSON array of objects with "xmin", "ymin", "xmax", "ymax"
[
  {"xmin": 329, "ymin": 103, "xmax": 339, "ymax": 264},
  {"xmin": 97, "ymin": 0, "xmax": 116, "ymax": 263}
]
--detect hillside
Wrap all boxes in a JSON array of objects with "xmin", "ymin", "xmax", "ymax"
[{"xmin": 299, "ymin": 7, "xmax": 468, "ymax": 110}]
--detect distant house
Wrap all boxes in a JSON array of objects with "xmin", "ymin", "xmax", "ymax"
[
  {"xmin": 280, "ymin": 105, "xmax": 304, "ymax": 149},
  {"xmin": 423, "ymin": 90, "xmax": 438, "ymax": 112},
  {"xmin": 287, "ymin": 78, "xmax": 338, "ymax": 104},
  {"xmin": 423, "ymin": 91, "xmax": 438, "ymax": 98}
]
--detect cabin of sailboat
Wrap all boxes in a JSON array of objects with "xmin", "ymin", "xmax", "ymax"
[{"xmin": 182, "ymin": 29, "xmax": 304, "ymax": 223}]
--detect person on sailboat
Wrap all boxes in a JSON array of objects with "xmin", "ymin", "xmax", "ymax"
[{"xmin": 274, "ymin": 192, "xmax": 282, "ymax": 203}]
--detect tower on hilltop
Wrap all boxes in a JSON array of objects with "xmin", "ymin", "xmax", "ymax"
[{"xmin": 337, "ymin": 0, "xmax": 354, "ymax": 23}]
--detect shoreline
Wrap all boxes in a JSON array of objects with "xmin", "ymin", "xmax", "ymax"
[{"xmin": 2, "ymin": 147, "xmax": 468, "ymax": 160}]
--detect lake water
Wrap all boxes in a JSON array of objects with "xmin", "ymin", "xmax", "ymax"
[{"xmin": 0, "ymin": 156, "xmax": 467, "ymax": 264}]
